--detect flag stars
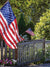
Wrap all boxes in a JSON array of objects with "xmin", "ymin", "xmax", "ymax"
[{"xmin": 1, "ymin": 1, "xmax": 16, "ymax": 25}]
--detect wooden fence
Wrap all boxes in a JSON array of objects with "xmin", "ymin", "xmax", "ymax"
[{"xmin": 0, "ymin": 39, "xmax": 50, "ymax": 65}]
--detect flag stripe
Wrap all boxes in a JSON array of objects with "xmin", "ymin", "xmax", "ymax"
[
  {"xmin": 0, "ymin": 12, "xmax": 18, "ymax": 43},
  {"xmin": 14, "ymin": 19, "xmax": 24, "ymax": 41},
  {"xmin": 0, "ymin": 12, "xmax": 23, "ymax": 49},
  {"xmin": 0, "ymin": 12, "xmax": 8, "ymax": 27},
  {"xmin": 0, "ymin": 1, "xmax": 24, "ymax": 49},
  {"xmin": 0, "ymin": 14, "xmax": 18, "ymax": 44},
  {"xmin": 14, "ymin": 19, "xmax": 19, "ymax": 32},
  {"xmin": 0, "ymin": 14, "xmax": 17, "ymax": 48},
  {"xmin": 10, "ymin": 23, "xmax": 15, "ymax": 33},
  {"xmin": 13, "ymin": 19, "xmax": 23, "ymax": 42},
  {"xmin": 25, "ymin": 28, "xmax": 35, "ymax": 36},
  {"xmin": 16, "ymin": 30, "xmax": 21, "ymax": 41},
  {"xmin": 0, "ymin": 26, "xmax": 16, "ymax": 49},
  {"xmin": 12, "ymin": 20, "xmax": 22, "ymax": 42},
  {"xmin": 0, "ymin": 22, "xmax": 17, "ymax": 49},
  {"xmin": 9, "ymin": 25, "xmax": 15, "ymax": 34}
]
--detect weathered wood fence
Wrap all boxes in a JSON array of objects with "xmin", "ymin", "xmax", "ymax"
[{"xmin": 0, "ymin": 39, "xmax": 50, "ymax": 64}]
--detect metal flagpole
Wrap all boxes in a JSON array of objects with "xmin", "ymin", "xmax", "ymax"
[
  {"xmin": 1, "ymin": 0, "xmax": 9, "ymax": 8},
  {"xmin": 8, "ymin": 0, "xmax": 9, "ymax": 2}
]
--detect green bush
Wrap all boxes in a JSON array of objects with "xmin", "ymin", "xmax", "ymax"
[{"xmin": 34, "ymin": 9, "xmax": 50, "ymax": 40}]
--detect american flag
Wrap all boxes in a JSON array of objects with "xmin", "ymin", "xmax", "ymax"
[
  {"xmin": 0, "ymin": 1, "xmax": 24, "ymax": 49},
  {"xmin": 25, "ymin": 28, "xmax": 35, "ymax": 36}
]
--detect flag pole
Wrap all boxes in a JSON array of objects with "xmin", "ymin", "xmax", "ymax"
[
  {"xmin": 21, "ymin": 28, "xmax": 29, "ymax": 35},
  {"xmin": 21, "ymin": 28, "xmax": 28, "ymax": 35},
  {"xmin": 1, "ymin": 0, "xmax": 9, "ymax": 8},
  {"xmin": 21, "ymin": 31, "xmax": 25, "ymax": 35},
  {"xmin": 3, "ymin": 0, "xmax": 9, "ymax": 5}
]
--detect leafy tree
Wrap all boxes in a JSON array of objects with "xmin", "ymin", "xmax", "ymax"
[
  {"xmin": 0, "ymin": 0, "xmax": 6, "ymax": 4},
  {"xmin": 0, "ymin": 0, "xmax": 50, "ymax": 24},
  {"xmin": 9, "ymin": 0, "xmax": 50, "ymax": 24},
  {"xmin": 34, "ymin": 9, "xmax": 50, "ymax": 40},
  {"xmin": 18, "ymin": 13, "xmax": 26, "ymax": 35},
  {"xmin": 0, "ymin": 0, "xmax": 50, "ymax": 38}
]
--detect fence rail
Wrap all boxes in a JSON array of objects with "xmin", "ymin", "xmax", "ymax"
[{"xmin": 0, "ymin": 39, "xmax": 50, "ymax": 65}]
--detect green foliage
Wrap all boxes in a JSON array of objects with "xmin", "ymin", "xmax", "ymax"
[
  {"xmin": 18, "ymin": 13, "xmax": 26, "ymax": 35},
  {"xmin": 9, "ymin": 0, "xmax": 50, "ymax": 24},
  {"xmin": 0, "ymin": 0, "xmax": 50, "ymax": 24},
  {"xmin": 0, "ymin": 0, "xmax": 50, "ymax": 40},
  {"xmin": 0, "ymin": 0, "xmax": 6, "ymax": 5},
  {"xmin": 34, "ymin": 9, "xmax": 50, "ymax": 40}
]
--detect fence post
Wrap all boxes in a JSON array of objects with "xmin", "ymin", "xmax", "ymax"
[
  {"xmin": 5, "ymin": 43, "xmax": 7, "ymax": 59},
  {"xmin": 15, "ymin": 49, "xmax": 18, "ymax": 60},
  {"xmin": 15, "ymin": 44, "xmax": 18, "ymax": 60},
  {"xmin": 1, "ymin": 40, "xmax": 3, "ymax": 60},
  {"xmin": 9, "ymin": 48, "xmax": 11, "ymax": 59},
  {"xmin": 13, "ymin": 49, "xmax": 15, "ymax": 59},
  {"xmin": 43, "ymin": 38, "xmax": 45, "ymax": 62}
]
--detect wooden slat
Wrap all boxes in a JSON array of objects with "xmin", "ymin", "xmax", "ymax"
[
  {"xmin": 33, "ymin": 43, "xmax": 35, "ymax": 60},
  {"xmin": 9, "ymin": 48, "xmax": 11, "ymax": 59},
  {"xmin": 45, "ymin": 40, "xmax": 50, "ymax": 43},
  {"xmin": 15, "ymin": 49, "xmax": 18, "ymax": 60},
  {"xmin": 25, "ymin": 45, "xmax": 27, "ymax": 62},
  {"xmin": 22, "ymin": 46, "xmax": 25, "ymax": 63},
  {"xmin": 27, "ymin": 45, "xmax": 28, "ymax": 61},
  {"xmin": 1, "ymin": 41, "xmax": 3, "ymax": 60},
  {"xmin": 22, "ymin": 46, "xmax": 26, "ymax": 62},
  {"xmin": 29, "ymin": 44, "xmax": 31, "ymax": 61},
  {"xmin": 17, "ymin": 46, "xmax": 20, "ymax": 64},
  {"xmin": 23, "ymin": 47, "xmax": 25, "ymax": 62},
  {"xmin": 20, "ymin": 47, "xmax": 22, "ymax": 63},
  {"xmin": 0, "ymin": 39, "xmax": 50, "ymax": 64},
  {"xmin": 5, "ymin": 43, "xmax": 7, "ymax": 59},
  {"xmin": 13, "ymin": 49, "xmax": 15, "ymax": 59},
  {"xmin": 42, "ymin": 38, "xmax": 45, "ymax": 58},
  {"xmin": 18, "ymin": 40, "xmax": 43, "ymax": 46}
]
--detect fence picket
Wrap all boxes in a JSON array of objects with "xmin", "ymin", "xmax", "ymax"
[
  {"xmin": 33, "ymin": 43, "xmax": 35, "ymax": 60},
  {"xmin": 13, "ymin": 49, "xmax": 15, "ymax": 59},
  {"xmin": 17, "ymin": 46, "xmax": 19, "ymax": 64},
  {"xmin": 0, "ymin": 39, "xmax": 50, "ymax": 65},
  {"xmin": 1, "ymin": 41, "xmax": 3, "ymax": 60},
  {"xmin": 5, "ymin": 43, "xmax": 7, "ymax": 59},
  {"xmin": 43, "ymin": 38, "xmax": 45, "ymax": 58},
  {"xmin": 9, "ymin": 48, "xmax": 11, "ymax": 59}
]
